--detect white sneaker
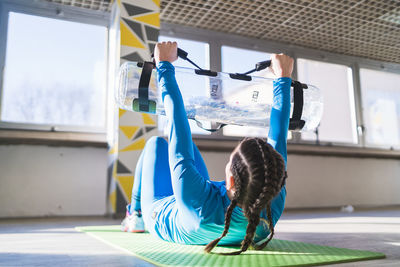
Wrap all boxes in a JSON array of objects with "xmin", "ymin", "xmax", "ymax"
[{"xmin": 121, "ymin": 210, "xmax": 145, "ymax": 233}]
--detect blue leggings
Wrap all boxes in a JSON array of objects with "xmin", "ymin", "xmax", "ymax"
[{"xmin": 129, "ymin": 136, "xmax": 209, "ymax": 214}]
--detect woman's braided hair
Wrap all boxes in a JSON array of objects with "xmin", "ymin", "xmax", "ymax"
[{"xmin": 204, "ymin": 137, "xmax": 287, "ymax": 255}]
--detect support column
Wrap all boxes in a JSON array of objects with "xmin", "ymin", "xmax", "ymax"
[{"xmin": 108, "ymin": 0, "xmax": 160, "ymax": 215}]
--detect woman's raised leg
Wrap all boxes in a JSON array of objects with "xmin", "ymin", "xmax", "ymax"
[
  {"xmin": 129, "ymin": 136, "xmax": 173, "ymax": 214},
  {"xmin": 130, "ymin": 137, "xmax": 210, "ymax": 215}
]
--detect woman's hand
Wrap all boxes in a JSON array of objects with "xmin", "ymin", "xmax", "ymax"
[
  {"xmin": 154, "ymin": 41, "xmax": 178, "ymax": 65},
  {"xmin": 270, "ymin": 53, "xmax": 294, "ymax": 78}
]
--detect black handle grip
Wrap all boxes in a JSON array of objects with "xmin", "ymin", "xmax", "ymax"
[
  {"xmin": 255, "ymin": 60, "xmax": 271, "ymax": 71},
  {"xmin": 177, "ymin": 48, "xmax": 188, "ymax": 60}
]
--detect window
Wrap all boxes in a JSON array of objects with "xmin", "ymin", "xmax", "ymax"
[
  {"xmin": 158, "ymin": 27, "xmax": 400, "ymax": 152},
  {"xmin": 158, "ymin": 36, "xmax": 211, "ymax": 135},
  {"xmin": 221, "ymin": 45, "xmax": 273, "ymax": 138},
  {"xmin": 360, "ymin": 68, "xmax": 400, "ymax": 149},
  {"xmin": 297, "ymin": 59, "xmax": 357, "ymax": 144},
  {"xmin": 0, "ymin": 11, "xmax": 107, "ymax": 132}
]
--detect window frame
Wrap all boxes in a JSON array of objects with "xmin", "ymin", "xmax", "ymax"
[
  {"xmin": 357, "ymin": 65, "xmax": 400, "ymax": 150},
  {"xmin": 0, "ymin": 0, "xmax": 111, "ymax": 136},
  {"xmin": 292, "ymin": 57, "xmax": 358, "ymax": 146},
  {"xmin": 160, "ymin": 22, "xmax": 400, "ymax": 152}
]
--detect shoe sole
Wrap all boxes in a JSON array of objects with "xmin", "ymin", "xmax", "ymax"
[
  {"xmin": 122, "ymin": 228, "xmax": 144, "ymax": 233},
  {"xmin": 130, "ymin": 229, "xmax": 145, "ymax": 233}
]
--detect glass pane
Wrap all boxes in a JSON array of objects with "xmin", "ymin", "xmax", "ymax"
[
  {"xmin": 1, "ymin": 12, "xmax": 107, "ymax": 128},
  {"xmin": 360, "ymin": 68, "xmax": 400, "ymax": 148},
  {"xmin": 158, "ymin": 36, "xmax": 209, "ymax": 69},
  {"xmin": 158, "ymin": 36, "xmax": 211, "ymax": 135},
  {"xmin": 221, "ymin": 45, "xmax": 273, "ymax": 138},
  {"xmin": 297, "ymin": 58, "xmax": 357, "ymax": 144}
]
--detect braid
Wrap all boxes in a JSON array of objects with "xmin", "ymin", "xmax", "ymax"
[
  {"xmin": 241, "ymin": 212, "xmax": 260, "ymax": 251},
  {"xmin": 259, "ymin": 140, "xmax": 282, "ymax": 198},
  {"xmin": 221, "ymin": 212, "xmax": 261, "ymax": 255},
  {"xmin": 253, "ymin": 204, "xmax": 275, "ymax": 250},
  {"xmin": 222, "ymin": 139, "xmax": 269, "ymax": 255},
  {"xmin": 204, "ymin": 199, "xmax": 237, "ymax": 253},
  {"xmin": 205, "ymin": 137, "xmax": 287, "ymax": 255},
  {"xmin": 230, "ymin": 154, "xmax": 247, "ymax": 204},
  {"xmin": 204, "ymin": 154, "xmax": 247, "ymax": 254}
]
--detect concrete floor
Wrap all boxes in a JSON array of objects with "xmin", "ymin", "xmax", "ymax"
[{"xmin": 0, "ymin": 208, "xmax": 399, "ymax": 267}]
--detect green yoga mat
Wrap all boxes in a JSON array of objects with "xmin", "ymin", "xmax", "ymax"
[{"xmin": 76, "ymin": 225, "xmax": 385, "ymax": 267}]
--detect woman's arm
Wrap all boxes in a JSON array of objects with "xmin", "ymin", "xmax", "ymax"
[
  {"xmin": 157, "ymin": 61, "xmax": 195, "ymax": 169},
  {"xmin": 267, "ymin": 54, "xmax": 294, "ymax": 167},
  {"xmin": 268, "ymin": 77, "xmax": 291, "ymax": 166},
  {"xmin": 155, "ymin": 42, "xmax": 212, "ymax": 220},
  {"xmin": 155, "ymin": 42, "xmax": 195, "ymax": 170}
]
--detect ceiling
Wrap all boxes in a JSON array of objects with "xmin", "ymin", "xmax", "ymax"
[
  {"xmin": 47, "ymin": 0, "xmax": 400, "ymax": 64},
  {"xmin": 45, "ymin": 0, "xmax": 112, "ymax": 12}
]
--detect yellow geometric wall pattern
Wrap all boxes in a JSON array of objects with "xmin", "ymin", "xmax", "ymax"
[
  {"xmin": 134, "ymin": 13, "xmax": 160, "ymax": 27},
  {"xmin": 120, "ymin": 126, "xmax": 139, "ymax": 139},
  {"xmin": 116, "ymin": 175, "xmax": 134, "ymax": 201},
  {"xmin": 120, "ymin": 137, "xmax": 146, "ymax": 152},
  {"xmin": 108, "ymin": 0, "xmax": 159, "ymax": 213}
]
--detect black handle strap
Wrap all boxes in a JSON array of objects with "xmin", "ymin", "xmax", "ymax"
[
  {"xmin": 178, "ymin": 48, "xmax": 218, "ymax": 76},
  {"xmin": 230, "ymin": 60, "xmax": 272, "ymax": 81},
  {"xmin": 177, "ymin": 48, "xmax": 188, "ymax": 59},
  {"xmin": 289, "ymin": 80, "xmax": 307, "ymax": 131},
  {"xmin": 138, "ymin": 61, "xmax": 154, "ymax": 112},
  {"xmin": 151, "ymin": 48, "xmax": 217, "ymax": 76},
  {"xmin": 255, "ymin": 60, "xmax": 272, "ymax": 71}
]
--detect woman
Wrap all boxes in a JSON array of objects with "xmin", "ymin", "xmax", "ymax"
[{"xmin": 121, "ymin": 41, "xmax": 293, "ymax": 255}]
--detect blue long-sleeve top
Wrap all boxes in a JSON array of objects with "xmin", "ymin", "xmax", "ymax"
[{"xmin": 154, "ymin": 61, "xmax": 291, "ymax": 245}]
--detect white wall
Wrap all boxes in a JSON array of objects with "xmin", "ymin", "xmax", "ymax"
[
  {"xmin": 0, "ymin": 145, "xmax": 108, "ymax": 218},
  {"xmin": 1, "ymin": 145, "xmax": 399, "ymax": 218},
  {"xmin": 201, "ymin": 151, "xmax": 400, "ymax": 208}
]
